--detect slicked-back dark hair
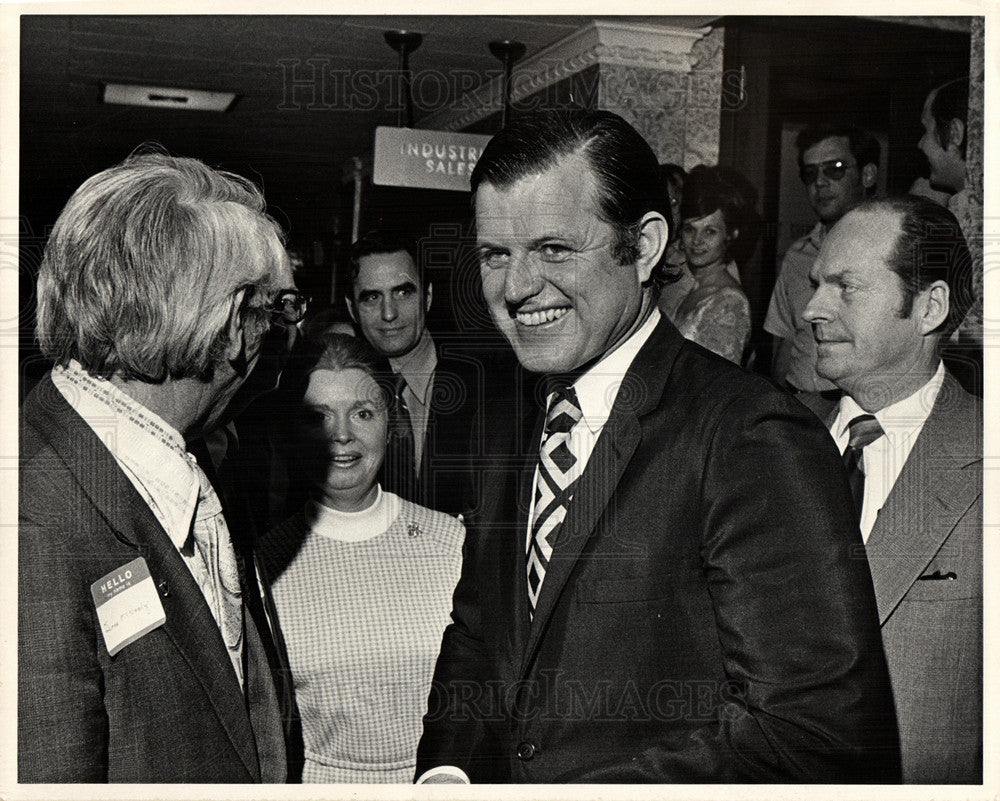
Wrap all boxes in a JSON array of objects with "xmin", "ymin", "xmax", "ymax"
[
  {"xmin": 470, "ymin": 111, "xmax": 670, "ymax": 277},
  {"xmin": 347, "ymin": 229, "xmax": 424, "ymax": 295},
  {"xmin": 929, "ymin": 77, "xmax": 969, "ymax": 160},
  {"xmin": 796, "ymin": 125, "xmax": 881, "ymax": 174},
  {"xmin": 857, "ymin": 195, "xmax": 973, "ymax": 338}
]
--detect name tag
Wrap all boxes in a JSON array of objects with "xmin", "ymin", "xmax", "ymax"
[{"xmin": 90, "ymin": 557, "xmax": 166, "ymax": 656}]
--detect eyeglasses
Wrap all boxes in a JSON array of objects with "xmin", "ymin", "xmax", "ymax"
[
  {"xmin": 799, "ymin": 159, "xmax": 856, "ymax": 185},
  {"xmin": 265, "ymin": 289, "xmax": 310, "ymax": 324}
]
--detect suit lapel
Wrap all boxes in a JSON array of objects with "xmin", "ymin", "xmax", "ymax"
[
  {"xmin": 27, "ymin": 376, "xmax": 262, "ymax": 780},
  {"xmin": 864, "ymin": 375, "xmax": 981, "ymax": 624},
  {"xmin": 472, "ymin": 368, "xmax": 545, "ymax": 685},
  {"xmin": 500, "ymin": 397, "xmax": 544, "ymax": 676}
]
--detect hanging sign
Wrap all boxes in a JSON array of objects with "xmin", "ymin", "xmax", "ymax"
[{"xmin": 372, "ymin": 127, "xmax": 493, "ymax": 192}]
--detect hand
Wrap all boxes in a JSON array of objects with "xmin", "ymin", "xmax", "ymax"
[
  {"xmin": 416, "ymin": 767, "xmax": 470, "ymax": 784},
  {"xmin": 421, "ymin": 773, "xmax": 468, "ymax": 784}
]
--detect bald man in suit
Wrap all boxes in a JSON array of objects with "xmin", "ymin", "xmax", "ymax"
[{"xmin": 800, "ymin": 195, "xmax": 981, "ymax": 783}]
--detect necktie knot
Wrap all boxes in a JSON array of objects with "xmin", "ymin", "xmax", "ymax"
[
  {"xmin": 847, "ymin": 414, "xmax": 884, "ymax": 451},
  {"xmin": 544, "ymin": 386, "xmax": 583, "ymax": 436},
  {"xmin": 841, "ymin": 413, "xmax": 884, "ymax": 527},
  {"xmin": 393, "ymin": 372, "xmax": 408, "ymax": 402}
]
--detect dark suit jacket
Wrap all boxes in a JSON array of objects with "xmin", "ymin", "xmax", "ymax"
[
  {"xmin": 416, "ymin": 318, "xmax": 900, "ymax": 783},
  {"xmin": 18, "ymin": 375, "xmax": 287, "ymax": 783},
  {"xmin": 387, "ymin": 334, "xmax": 520, "ymax": 517},
  {"xmin": 802, "ymin": 372, "xmax": 982, "ymax": 783}
]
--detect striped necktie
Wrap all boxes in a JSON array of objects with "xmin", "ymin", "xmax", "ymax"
[
  {"xmin": 527, "ymin": 385, "xmax": 583, "ymax": 617},
  {"xmin": 841, "ymin": 413, "xmax": 885, "ymax": 523}
]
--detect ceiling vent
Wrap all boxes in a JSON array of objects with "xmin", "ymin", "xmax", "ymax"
[{"xmin": 103, "ymin": 83, "xmax": 236, "ymax": 112}]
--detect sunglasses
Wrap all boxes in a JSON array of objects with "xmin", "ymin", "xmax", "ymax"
[{"xmin": 799, "ymin": 159, "xmax": 857, "ymax": 185}]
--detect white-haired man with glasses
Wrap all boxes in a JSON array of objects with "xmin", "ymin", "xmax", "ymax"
[
  {"xmin": 766, "ymin": 125, "xmax": 879, "ymax": 393},
  {"xmin": 19, "ymin": 151, "xmax": 301, "ymax": 782}
]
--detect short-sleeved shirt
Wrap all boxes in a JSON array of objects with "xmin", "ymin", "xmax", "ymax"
[{"xmin": 764, "ymin": 222, "xmax": 837, "ymax": 392}]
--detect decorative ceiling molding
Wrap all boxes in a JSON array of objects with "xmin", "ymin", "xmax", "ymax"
[{"xmin": 419, "ymin": 20, "xmax": 711, "ymax": 132}]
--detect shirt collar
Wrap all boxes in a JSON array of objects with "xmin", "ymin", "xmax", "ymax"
[
  {"xmin": 52, "ymin": 360, "xmax": 201, "ymax": 550},
  {"xmin": 389, "ymin": 328, "xmax": 437, "ymax": 404},
  {"xmin": 570, "ymin": 308, "xmax": 661, "ymax": 433},
  {"xmin": 833, "ymin": 361, "xmax": 945, "ymax": 440}
]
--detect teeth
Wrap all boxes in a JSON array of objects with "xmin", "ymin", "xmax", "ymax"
[{"xmin": 516, "ymin": 307, "xmax": 569, "ymax": 327}]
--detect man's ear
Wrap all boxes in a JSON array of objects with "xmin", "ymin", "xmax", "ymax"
[
  {"xmin": 345, "ymin": 295, "xmax": 358, "ymax": 323},
  {"xmin": 425, "ymin": 282, "xmax": 433, "ymax": 313},
  {"xmin": 224, "ymin": 286, "xmax": 250, "ymax": 375},
  {"xmin": 917, "ymin": 280, "xmax": 950, "ymax": 335},
  {"xmin": 634, "ymin": 211, "xmax": 669, "ymax": 284},
  {"xmin": 861, "ymin": 163, "xmax": 878, "ymax": 191},
  {"xmin": 947, "ymin": 118, "xmax": 966, "ymax": 153}
]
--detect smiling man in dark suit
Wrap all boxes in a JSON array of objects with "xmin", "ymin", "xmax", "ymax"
[
  {"xmin": 414, "ymin": 110, "xmax": 900, "ymax": 783},
  {"xmin": 801, "ymin": 195, "xmax": 981, "ymax": 783},
  {"xmin": 18, "ymin": 152, "xmax": 299, "ymax": 782}
]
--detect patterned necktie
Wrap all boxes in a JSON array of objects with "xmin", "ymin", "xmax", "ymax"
[
  {"xmin": 527, "ymin": 385, "xmax": 583, "ymax": 617},
  {"xmin": 841, "ymin": 414, "xmax": 885, "ymax": 523},
  {"xmin": 191, "ymin": 462, "xmax": 245, "ymax": 689}
]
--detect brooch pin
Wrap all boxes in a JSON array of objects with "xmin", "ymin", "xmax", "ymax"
[{"xmin": 407, "ymin": 523, "xmax": 422, "ymax": 538}]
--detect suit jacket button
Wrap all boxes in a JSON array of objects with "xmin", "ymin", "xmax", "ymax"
[
  {"xmin": 157, "ymin": 580, "xmax": 170, "ymax": 597},
  {"xmin": 516, "ymin": 741, "xmax": 536, "ymax": 761}
]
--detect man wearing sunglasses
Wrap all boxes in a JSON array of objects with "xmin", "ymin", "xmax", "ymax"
[{"xmin": 766, "ymin": 125, "xmax": 879, "ymax": 393}]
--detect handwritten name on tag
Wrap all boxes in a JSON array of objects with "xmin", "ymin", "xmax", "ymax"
[{"xmin": 90, "ymin": 557, "xmax": 166, "ymax": 656}]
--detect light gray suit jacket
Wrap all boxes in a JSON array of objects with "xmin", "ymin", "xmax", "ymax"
[{"xmin": 804, "ymin": 371, "xmax": 982, "ymax": 783}]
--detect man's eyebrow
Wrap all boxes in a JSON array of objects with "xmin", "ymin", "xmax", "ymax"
[
  {"xmin": 391, "ymin": 281, "xmax": 418, "ymax": 292},
  {"xmin": 476, "ymin": 232, "xmax": 574, "ymax": 249},
  {"xmin": 526, "ymin": 233, "xmax": 575, "ymax": 248},
  {"xmin": 812, "ymin": 268, "xmax": 851, "ymax": 284}
]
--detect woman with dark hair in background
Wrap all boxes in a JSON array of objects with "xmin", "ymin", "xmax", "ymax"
[
  {"xmin": 665, "ymin": 165, "xmax": 754, "ymax": 365},
  {"xmin": 258, "ymin": 333, "xmax": 464, "ymax": 783}
]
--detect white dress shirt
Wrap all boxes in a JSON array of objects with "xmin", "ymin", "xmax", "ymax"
[{"xmin": 829, "ymin": 362, "xmax": 945, "ymax": 541}]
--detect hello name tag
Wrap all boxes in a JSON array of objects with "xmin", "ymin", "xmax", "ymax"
[{"xmin": 90, "ymin": 557, "xmax": 166, "ymax": 656}]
